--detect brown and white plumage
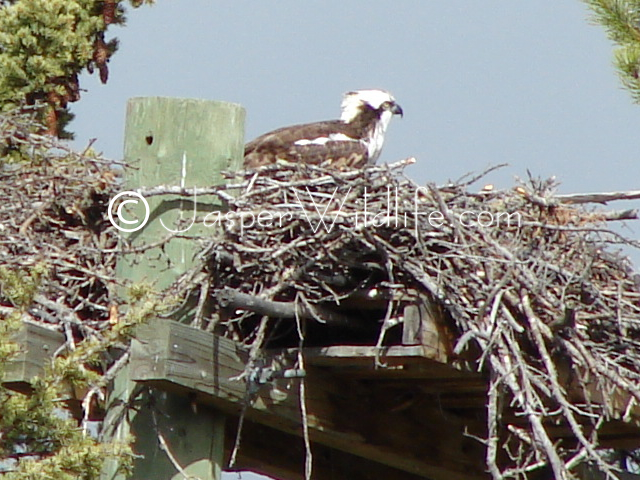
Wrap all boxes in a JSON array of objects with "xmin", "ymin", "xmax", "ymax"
[{"xmin": 243, "ymin": 89, "xmax": 403, "ymax": 169}]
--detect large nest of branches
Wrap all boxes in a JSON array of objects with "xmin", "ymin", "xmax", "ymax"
[
  {"xmin": 0, "ymin": 110, "xmax": 121, "ymax": 339},
  {"xmin": 173, "ymin": 159, "xmax": 640, "ymax": 479},
  {"xmin": 6, "ymin": 101, "xmax": 640, "ymax": 477}
]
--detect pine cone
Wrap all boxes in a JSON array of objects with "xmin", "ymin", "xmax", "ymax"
[
  {"xmin": 93, "ymin": 36, "xmax": 110, "ymax": 84},
  {"xmin": 103, "ymin": 0, "xmax": 117, "ymax": 25}
]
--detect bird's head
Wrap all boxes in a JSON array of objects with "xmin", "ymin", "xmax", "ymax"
[{"xmin": 339, "ymin": 89, "xmax": 403, "ymax": 124}]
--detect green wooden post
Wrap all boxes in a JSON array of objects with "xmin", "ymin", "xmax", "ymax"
[
  {"xmin": 117, "ymin": 96, "xmax": 245, "ymax": 291},
  {"xmin": 102, "ymin": 97, "xmax": 245, "ymax": 480}
]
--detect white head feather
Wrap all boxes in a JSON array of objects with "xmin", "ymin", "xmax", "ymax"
[
  {"xmin": 339, "ymin": 89, "xmax": 401, "ymax": 164},
  {"xmin": 340, "ymin": 89, "xmax": 398, "ymax": 123}
]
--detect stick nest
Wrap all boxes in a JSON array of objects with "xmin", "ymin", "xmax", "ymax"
[
  {"xmin": 5, "ymin": 104, "xmax": 640, "ymax": 478},
  {"xmin": 175, "ymin": 159, "xmax": 640, "ymax": 479},
  {"xmin": 0, "ymin": 110, "xmax": 121, "ymax": 338}
]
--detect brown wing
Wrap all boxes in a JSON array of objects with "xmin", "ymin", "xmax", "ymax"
[{"xmin": 243, "ymin": 120, "xmax": 368, "ymax": 169}]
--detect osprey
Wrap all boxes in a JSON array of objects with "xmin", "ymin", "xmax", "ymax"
[{"xmin": 243, "ymin": 89, "xmax": 403, "ymax": 169}]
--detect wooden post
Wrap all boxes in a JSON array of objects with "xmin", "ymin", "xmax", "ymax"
[
  {"xmin": 102, "ymin": 97, "xmax": 245, "ymax": 480},
  {"xmin": 401, "ymin": 294, "xmax": 450, "ymax": 363},
  {"xmin": 117, "ymin": 96, "xmax": 245, "ymax": 291}
]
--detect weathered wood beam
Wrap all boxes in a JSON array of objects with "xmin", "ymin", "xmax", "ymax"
[
  {"xmin": 104, "ymin": 96, "xmax": 245, "ymax": 480},
  {"xmin": 299, "ymin": 345, "xmax": 475, "ymax": 380},
  {"xmin": 400, "ymin": 293, "xmax": 460, "ymax": 369},
  {"xmin": 3, "ymin": 321, "xmax": 65, "ymax": 392},
  {"xmin": 226, "ymin": 418, "xmax": 433, "ymax": 480},
  {"xmin": 129, "ymin": 319, "xmax": 488, "ymax": 480},
  {"xmin": 2, "ymin": 321, "xmax": 89, "ymax": 419}
]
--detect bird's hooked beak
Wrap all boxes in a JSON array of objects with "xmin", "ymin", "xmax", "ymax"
[{"xmin": 390, "ymin": 102, "xmax": 403, "ymax": 118}]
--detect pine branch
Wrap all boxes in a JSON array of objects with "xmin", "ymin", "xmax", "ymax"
[
  {"xmin": 583, "ymin": 0, "xmax": 640, "ymax": 102},
  {"xmin": 584, "ymin": 0, "xmax": 640, "ymax": 44}
]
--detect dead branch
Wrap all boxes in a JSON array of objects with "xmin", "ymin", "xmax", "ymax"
[
  {"xmin": 168, "ymin": 159, "xmax": 640, "ymax": 480},
  {"xmin": 216, "ymin": 288, "xmax": 358, "ymax": 328},
  {"xmin": 557, "ymin": 190, "xmax": 640, "ymax": 204}
]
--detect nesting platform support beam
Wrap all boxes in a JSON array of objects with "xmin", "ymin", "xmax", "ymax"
[
  {"xmin": 3, "ymin": 321, "xmax": 65, "ymax": 392},
  {"xmin": 103, "ymin": 97, "xmax": 245, "ymax": 480},
  {"xmin": 401, "ymin": 293, "xmax": 451, "ymax": 362},
  {"xmin": 225, "ymin": 418, "xmax": 431, "ymax": 480},
  {"xmin": 129, "ymin": 318, "xmax": 488, "ymax": 480}
]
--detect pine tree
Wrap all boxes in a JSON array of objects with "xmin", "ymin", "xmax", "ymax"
[
  {"xmin": 0, "ymin": 0, "xmax": 153, "ymax": 138},
  {"xmin": 583, "ymin": 0, "xmax": 640, "ymax": 102},
  {"xmin": 0, "ymin": 273, "xmax": 163, "ymax": 480}
]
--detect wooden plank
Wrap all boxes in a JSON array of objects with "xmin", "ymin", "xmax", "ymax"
[
  {"xmin": 303, "ymin": 344, "xmax": 444, "ymax": 364},
  {"xmin": 3, "ymin": 321, "xmax": 65, "ymax": 391},
  {"xmin": 401, "ymin": 304, "xmax": 422, "ymax": 345},
  {"xmin": 226, "ymin": 418, "xmax": 435, "ymax": 480},
  {"xmin": 299, "ymin": 345, "xmax": 477, "ymax": 380},
  {"xmin": 129, "ymin": 319, "xmax": 488, "ymax": 480},
  {"xmin": 401, "ymin": 295, "xmax": 451, "ymax": 364}
]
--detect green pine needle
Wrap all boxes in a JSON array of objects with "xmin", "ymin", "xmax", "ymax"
[{"xmin": 584, "ymin": 0, "xmax": 640, "ymax": 102}]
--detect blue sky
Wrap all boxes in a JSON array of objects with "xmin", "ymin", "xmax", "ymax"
[
  {"xmin": 68, "ymin": 3, "xmax": 639, "ymax": 477},
  {"xmin": 72, "ymin": 2, "xmax": 639, "ymax": 193}
]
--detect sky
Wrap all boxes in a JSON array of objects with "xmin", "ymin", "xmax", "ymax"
[
  {"xmin": 71, "ymin": 1, "xmax": 640, "ymax": 255},
  {"xmin": 68, "ymin": 2, "xmax": 639, "ymax": 477},
  {"xmin": 72, "ymin": 1, "xmax": 640, "ymax": 191}
]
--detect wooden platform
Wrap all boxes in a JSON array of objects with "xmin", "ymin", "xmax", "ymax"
[
  {"xmin": 7, "ymin": 319, "xmax": 640, "ymax": 480},
  {"xmin": 129, "ymin": 319, "xmax": 487, "ymax": 480},
  {"xmin": 127, "ymin": 318, "xmax": 640, "ymax": 480}
]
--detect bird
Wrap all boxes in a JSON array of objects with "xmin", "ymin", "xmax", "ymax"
[{"xmin": 243, "ymin": 89, "xmax": 403, "ymax": 169}]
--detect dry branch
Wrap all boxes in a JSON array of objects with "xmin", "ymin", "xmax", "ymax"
[
  {"xmin": 557, "ymin": 190, "xmax": 640, "ymax": 204},
  {"xmin": 216, "ymin": 288, "xmax": 357, "ymax": 327},
  {"xmin": 6, "ymin": 105, "xmax": 640, "ymax": 480},
  {"xmin": 169, "ymin": 160, "xmax": 640, "ymax": 480}
]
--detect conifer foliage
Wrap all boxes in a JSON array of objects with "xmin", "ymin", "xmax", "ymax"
[
  {"xmin": 584, "ymin": 0, "xmax": 640, "ymax": 102},
  {"xmin": 0, "ymin": 0, "xmax": 153, "ymax": 138}
]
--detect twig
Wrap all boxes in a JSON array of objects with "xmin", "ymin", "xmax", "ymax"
[
  {"xmin": 556, "ymin": 189, "xmax": 640, "ymax": 204},
  {"xmin": 294, "ymin": 295, "xmax": 313, "ymax": 480}
]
